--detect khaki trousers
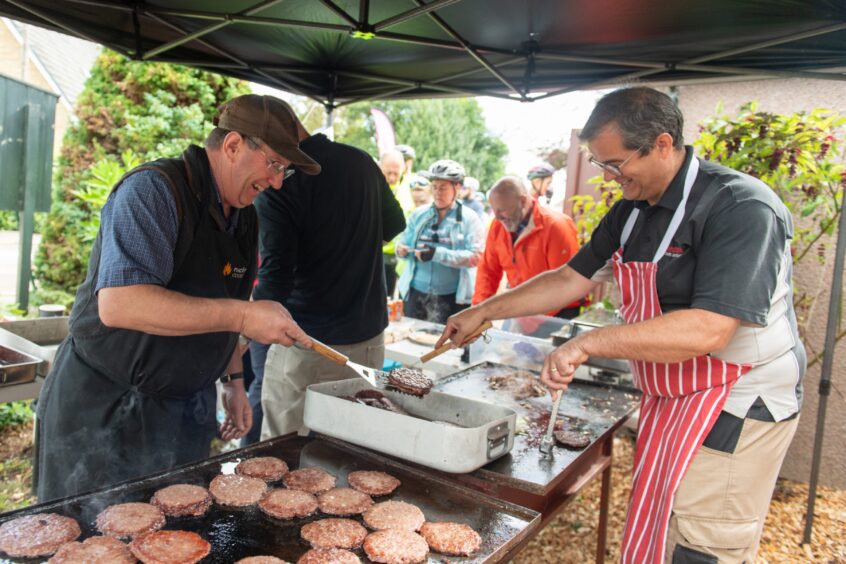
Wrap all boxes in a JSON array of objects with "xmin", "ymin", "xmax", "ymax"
[
  {"xmin": 260, "ymin": 332, "xmax": 385, "ymax": 439},
  {"xmin": 665, "ymin": 416, "xmax": 799, "ymax": 563}
]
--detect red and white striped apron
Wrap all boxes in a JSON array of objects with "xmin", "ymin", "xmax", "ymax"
[{"xmin": 613, "ymin": 158, "xmax": 751, "ymax": 563}]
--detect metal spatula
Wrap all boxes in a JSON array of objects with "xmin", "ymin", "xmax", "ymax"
[
  {"xmin": 311, "ymin": 340, "xmax": 389, "ymax": 390},
  {"xmin": 539, "ymin": 389, "xmax": 563, "ymax": 455}
]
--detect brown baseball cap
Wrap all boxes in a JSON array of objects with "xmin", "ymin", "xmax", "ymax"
[{"xmin": 214, "ymin": 94, "xmax": 321, "ymax": 175}]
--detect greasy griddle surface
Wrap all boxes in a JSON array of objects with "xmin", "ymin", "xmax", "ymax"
[
  {"xmin": 0, "ymin": 437, "xmax": 538, "ymax": 563},
  {"xmin": 435, "ymin": 362, "xmax": 640, "ymax": 493}
]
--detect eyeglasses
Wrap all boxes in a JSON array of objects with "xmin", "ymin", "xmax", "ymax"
[
  {"xmin": 245, "ymin": 136, "xmax": 296, "ymax": 180},
  {"xmin": 589, "ymin": 143, "xmax": 649, "ymax": 177}
]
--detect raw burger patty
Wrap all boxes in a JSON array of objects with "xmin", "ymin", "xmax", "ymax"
[
  {"xmin": 0, "ymin": 513, "xmax": 81, "ymax": 558},
  {"xmin": 150, "ymin": 484, "xmax": 211, "ymax": 517},
  {"xmin": 258, "ymin": 488, "xmax": 318, "ymax": 520},
  {"xmin": 209, "ymin": 474, "xmax": 268, "ymax": 507},
  {"xmin": 236, "ymin": 456, "xmax": 289, "ymax": 482},
  {"xmin": 386, "ymin": 367, "xmax": 432, "ymax": 397},
  {"xmin": 296, "ymin": 548, "xmax": 361, "ymax": 564},
  {"xmin": 363, "ymin": 500, "xmax": 425, "ymax": 531},
  {"xmin": 49, "ymin": 536, "xmax": 135, "ymax": 563},
  {"xmin": 130, "ymin": 530, "xmax": 210, "ymax": 564},
  {"xmin": 236, "ymin": 557, "xmax": 290, "ymax": 564},
  {"xmin": 347, "ymin": 470, "xmax": 400, "ymax": 496},
  {"xmin": 420, "ymin": 521, "xmax": 482, "ymax": 556},
  {"xmin": 317, "ymin": 487, "xmax": 373, "ymax": 515},
  {"xmin": 283, "ymin": 467, "xmax": 336, "ymax": 494},
  {"xmin": 96, "ymin": 502, "xmax": 165, "ymax": 539},
  {"xmin": 554, "ymin": 429, "xmax": 591, "ymax": 449},
  {"xmin": 364, "ymin": 529, "xmax": 429, "ymax": 564},
  {"xmin": 301, "ymin": 518, "xmax": 367, "ymax": 549}
]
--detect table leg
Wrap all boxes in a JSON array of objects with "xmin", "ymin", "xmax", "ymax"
[{"xmin": 596, "ymin": 438, "xmax": 613, "ymax": 564}]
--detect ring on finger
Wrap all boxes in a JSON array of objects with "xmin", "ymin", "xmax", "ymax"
[{"xmin": 550, "ymin": 366, "xmax": 558, "ymax": 373}]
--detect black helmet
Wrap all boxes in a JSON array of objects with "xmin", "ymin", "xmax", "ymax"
[
  {"xmin": 395, "ymin": 144, "xmax": 416, "ymax": 160},
  {"xmin": 423, "ymin": 159, "xmax": 465, "ymax": 183},
  {"xmin": 527, "ymin": 162, "xmax": 555, "ymax": 179}
]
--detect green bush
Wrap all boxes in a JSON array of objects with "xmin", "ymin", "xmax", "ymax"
[{"xmin": 0, "ymin": 401, "xmax": 33, "ymax": 430}]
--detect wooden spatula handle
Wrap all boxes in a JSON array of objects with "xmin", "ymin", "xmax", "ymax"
[
  {"xmin": 420, "ymin": 320, "xmax": 493, "ymax": 363},
  {"xmin": 311, "ymin": 340, "xmax": 349, "ymax": 365}
]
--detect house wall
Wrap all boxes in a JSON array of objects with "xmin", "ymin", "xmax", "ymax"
[
  {"xmin": 677, "ymin": 79, "xmax": 846, "ymax": 488},
  {"xmin": 0, "ymin": 21, "xmax": 70, "ymax": 158}
]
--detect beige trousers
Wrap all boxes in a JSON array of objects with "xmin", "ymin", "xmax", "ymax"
[
  {"xmin": 665, "ymin": 415, "xmax": 799, "ymax": 563},
  {"xmin": 260, "ymin": 332, "xmax": 385, "ymax": 440}
]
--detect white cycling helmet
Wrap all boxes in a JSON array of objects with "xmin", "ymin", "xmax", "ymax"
[{"xmin": 423, "ymin": 159, "xmax": 465, "ymax": 183}]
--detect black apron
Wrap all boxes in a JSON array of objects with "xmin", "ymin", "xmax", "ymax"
[{"xmin": 36, "ymin": 146, "xmax": 257, "ymax": 502}]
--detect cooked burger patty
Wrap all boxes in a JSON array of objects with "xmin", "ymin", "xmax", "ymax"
[
  {"xmin": 419, "ymin": 521, "xmax": 482, "ymax": 556},
  {"xmin": 150, "ymin": 484, "xmax": 212, "ymax": 517},
  {"xmin": 209, "ymin": 474, "xmax": 268, "ymax": 507},
  {"xmin": 386, "ymin": 368, "xmax": 432, "ymax": 397},
  {"xmin": 346, "ymin": 470, "xmax": 401, "ymax": 496},
  {"xmin": 296, "ymin": 548, "xmax": 361, "ymax": 564},
  {"xmin": 301, "ymin": 518, "xmax": 367, "ymax": 550},
  {"xmin": 258, "ymin": 488, "xmax": 318, "ymax": 520},
  {"xmin": 553, "ymin": 429, "xmax": 591, "ymax": 449},
  {"xmin": 363, "ymin": 501, "xmax": 425, "ymax": 531},
  {"xmin": 95, "ymin": 502, "xmax": 165, "ymax": 539},
  {"xmin": 236, "ymin": 557, "xmax": 290, "ymax": 564},
  {"xmin": 0, "ymin": 513, "xmax": 81, "ymax": 558},
  {"xmin": 363, "ymin": 529, "xmax": 429, "ymax": 564},
  {"xmin": 282, "ymin": 467, "xmax": 336, "ymax": 494},
  {"xmin": 129, "ymin": 530, "xmax": 210, "ymax": 564},
  {"xmin": 317, "ymin": 487, "xmax": 373, "ymax": 516},
  {"xmin": 48, "ymin": 536, "xmax": 134, "ymax": 563},
  {"xmin": 235, "ymin": 456, "xmax": 289, "ymax": 482}
]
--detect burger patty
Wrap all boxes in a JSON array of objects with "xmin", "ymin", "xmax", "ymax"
[
  {"xmin": 363, "ymin": 529, "xmax": 429, "ymax": 564},
  {"xmin": 419, "ymin": 521, "xmax": 482, "ymax": 556},
  {"xmin": 296, "ymin": 548, "xmax": 361, "ymax": 564},
  {"xmin": 236, "ymin": 557, "xmax": 290, "ymax": 564},
  {"xmin": 346, "ymin": 470, "xmax": 401, "ymax": 496},
  {"xmin": 301, "ymin": 518, "xmax": 367, "ymax": 550},
  {"xmin": 129, "ymin": 530, "xmax": 210, "ymax": 564},
  {"xmin": 95, "ymin": 502, "xmax": 165, "ymax": 539},
  {"xmin": 282, "ymin": 467, "xmax": 336, "ymax": 494},
  {"xmin": 553, "ymin": 429, "xmax": 591, "ymax": 449},
  {"xmin": 235, "ymin": 456, "xmax": 289, "ymax": 482},
  {"xmin": 48, "ymin": 536, "xmax": 135, "ymax": 563},
  {"xmin": 363, "ymin": 501, "xmax": 425, "ymax": 531},
  {"xmin": 317, "ymin": 487, "xmax": 373, "ymax": 516},
  {"xmin": 150, "ymin": 484, "xmax": 212, "ymax": 517},
  {"xmin": 209, "ymin": 474, "xmax": 268, "ymax": 507},
  {"xmin": 0, "ymin": 513, "xmax": 81, "ymax": 558},
  {"xmin": 258, "ymin": 488, "xmax": 318, "ymax": 520},
  {"xmin": 386, "ymin": 368, "xmax": 432, "ymax": 397}
]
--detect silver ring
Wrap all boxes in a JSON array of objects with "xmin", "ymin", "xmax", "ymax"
[{"xmin": 550, "ymin": 366, "xmax": 558, "ymax": 373}]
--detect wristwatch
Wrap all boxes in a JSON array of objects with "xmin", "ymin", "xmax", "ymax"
[{"xmin": 220, "ymin": 371, "xmax": 244, "ymax": 383}]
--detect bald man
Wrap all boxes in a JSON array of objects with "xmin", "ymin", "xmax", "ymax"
[
  {"xmin": 380, "ymin": 149, "xmax": 414, "ymax": 295},
  {"xmin": 473, "ymin": 176, "xmax": 583, "ymax": 319}
]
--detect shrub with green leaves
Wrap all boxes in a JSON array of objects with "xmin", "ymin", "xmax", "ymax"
[{"xmin": 0, "ymin": 401, "xmax": 33, "ymax": 430}]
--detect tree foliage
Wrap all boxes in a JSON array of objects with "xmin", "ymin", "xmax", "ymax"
[
  {"xmin": 335, "ymin": 98, "xmax": 508, "ymax": 190},
  {"xmin": 33, "ymin": 50, "xmax": 250, "ymax": 306}
]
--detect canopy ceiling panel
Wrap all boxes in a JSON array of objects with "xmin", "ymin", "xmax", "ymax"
[{"xmin": 0, "ymin": 0, "xmax": 843, "ymax": 107}]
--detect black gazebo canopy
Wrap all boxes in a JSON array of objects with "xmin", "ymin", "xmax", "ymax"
[{"xmin": 0, "ymin": 0, "xmax": 844, "ymax": 110}]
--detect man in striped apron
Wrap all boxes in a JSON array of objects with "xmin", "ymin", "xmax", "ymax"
[{"xmin": 439, "ymin": 87, "xmax": 804, "ymax": 563}]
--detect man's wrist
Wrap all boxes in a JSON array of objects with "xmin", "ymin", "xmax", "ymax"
[{"xmin": 220, "ymin": 371, "xmax": 244, "ymax": 383}]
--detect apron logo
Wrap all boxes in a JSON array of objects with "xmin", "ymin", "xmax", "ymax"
[
  {"xmin": 223, "ymin": 262, "xmax": 247, "ymax": 279},
  {"xmin": 222, "ymin": 262, "xmax": 233, "ymax": 276}
]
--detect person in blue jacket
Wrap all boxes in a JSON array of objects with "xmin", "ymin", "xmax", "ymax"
[{"xmin": 396, "ymin": 159, "xmax": 484, "ymax": 323}]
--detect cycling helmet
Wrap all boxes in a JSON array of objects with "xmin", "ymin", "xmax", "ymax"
[
  {"xmin": 424, "ymin": 159, "xmax": 465, "ymax": 183},
  {"xmin": 395, "ymin": 144, "xmax": 416, "ymax": 160},
  {"xmin": 409, "ymin": 174, "xmax": 430, "ymax": 189},
  {"xmin": 527, "ymin": 162, "xmax": 555, "ymax": 179},
  {"xmin": 462, "ymin": 176, "xmax": 480, "ymax": 192}
]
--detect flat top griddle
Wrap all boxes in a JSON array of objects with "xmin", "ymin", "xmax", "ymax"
[
  {"xmin": 434, "ymin": 362, "xmax": 641, "ymax": 494},
  {"xmin": 0, "ymin": 436, "xmax": 539, "ymax": 563}
]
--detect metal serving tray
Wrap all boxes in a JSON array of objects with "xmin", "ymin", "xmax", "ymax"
[
  {"xmin": 0, "ymin": 344, "xmax": 40, "ymax": 387},
  {"xmin": 304, "ymin": 378, "xmax": 517, "ymax": 474}
]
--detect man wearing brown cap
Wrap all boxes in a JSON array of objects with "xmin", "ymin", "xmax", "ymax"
[{"xmin": 35, "ymin": 94, "xmax": 318, "ymax": 501}]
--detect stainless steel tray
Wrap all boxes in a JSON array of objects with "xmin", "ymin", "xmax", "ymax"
[
  {"xmin": 0, "ymin": 344, "xmax": 41, "ymax": 387},
  {"xmin": 304, "ymin": 378, "xmax": 516, "ymax": 473}
]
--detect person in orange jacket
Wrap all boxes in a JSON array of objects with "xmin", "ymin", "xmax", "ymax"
[{"xmin": 473, "ymin": 175, "xmax": 584, "ymax": 319}]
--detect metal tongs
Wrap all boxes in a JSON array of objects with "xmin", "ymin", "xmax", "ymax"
[
  {"xmin": 539, "ymin": 389, "xmax": 563, "ymax": 456},
  {"xmin": 418, "ymin": 320, "xmax": 493, "ymax": 364},
  {"xmin": 311, "ymin": 340, "xmax": 389, "ymax": 390}
]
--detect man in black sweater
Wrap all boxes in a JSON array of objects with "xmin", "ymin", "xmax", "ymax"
[{"xmin": 247, "ymin": 104, "xmax": 405, "ymax": 440}]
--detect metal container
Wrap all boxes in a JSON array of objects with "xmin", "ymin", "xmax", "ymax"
[
  {"xmin": 0, "ymin": 344, "xmax": 40, "ymax": 387},
  {"xmin": 304, "ymin": 378, "xmax": 516, "ymax": 473}
]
